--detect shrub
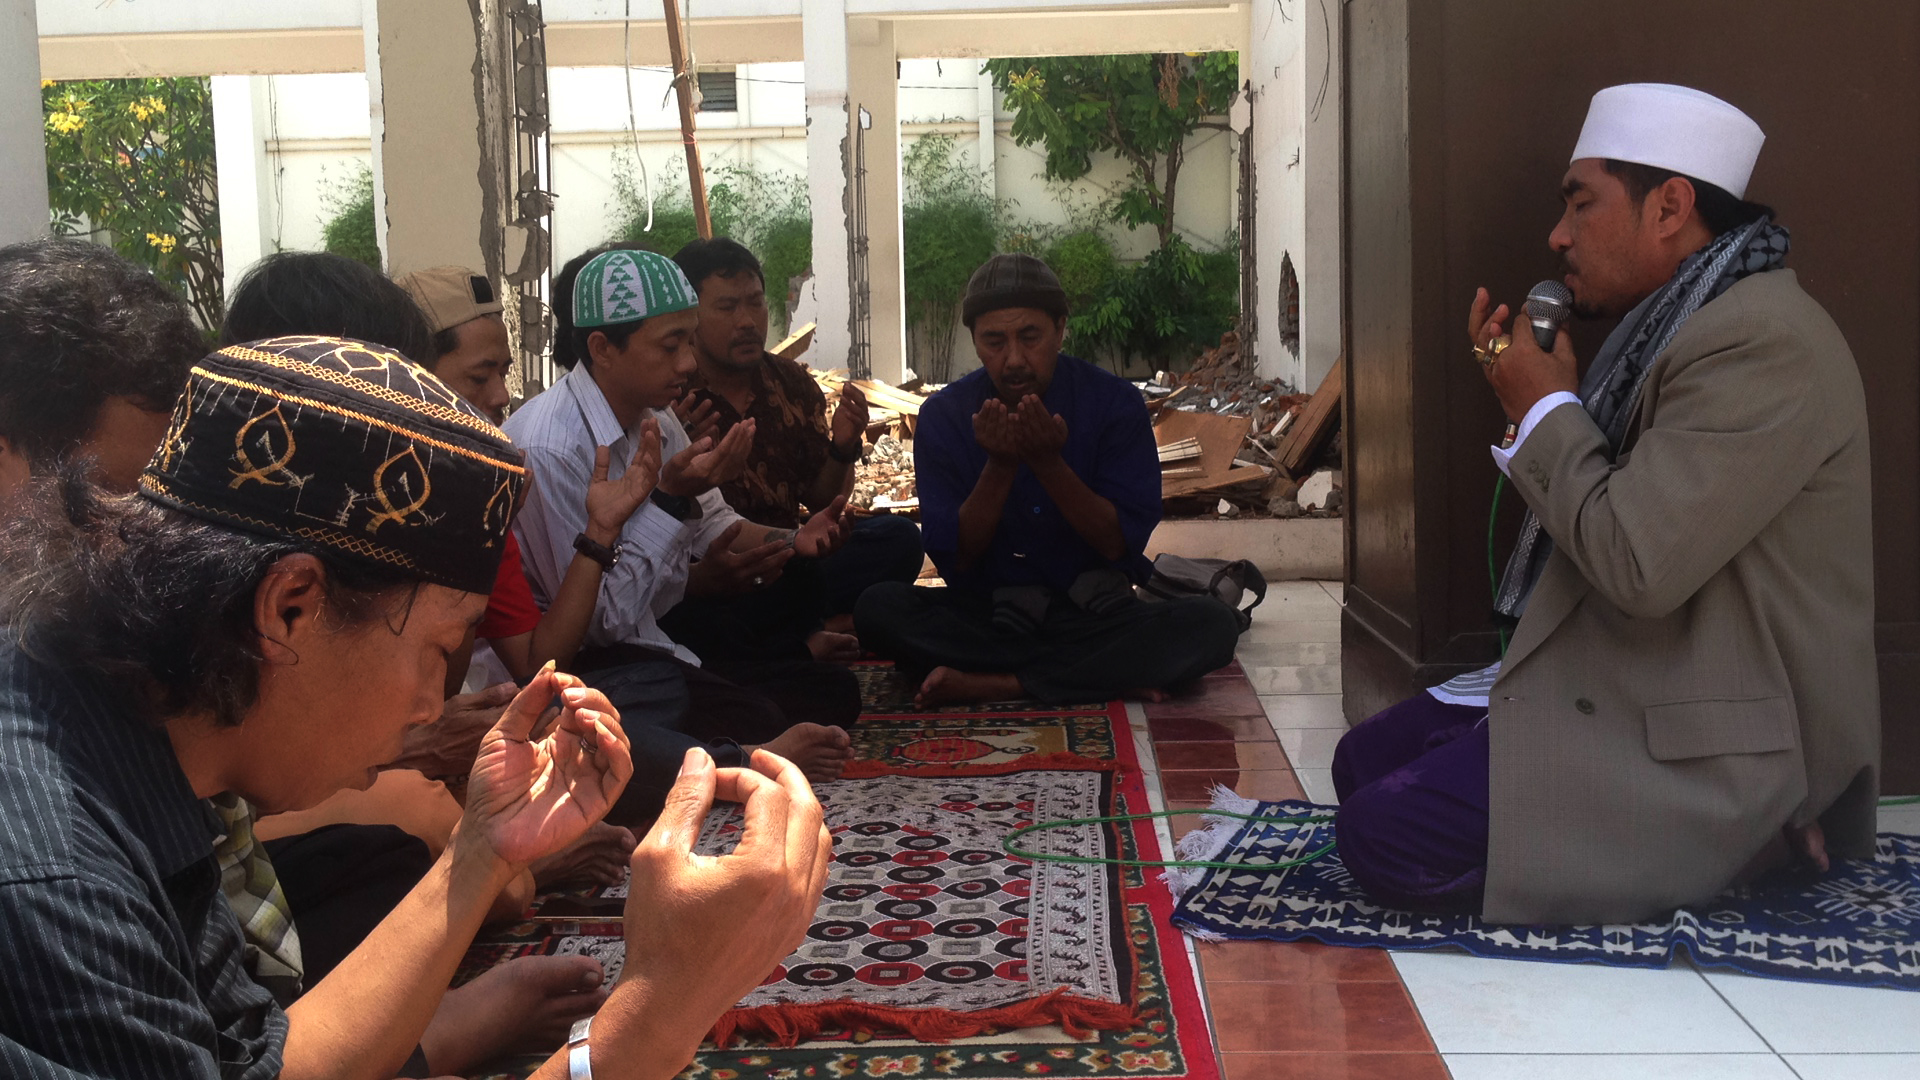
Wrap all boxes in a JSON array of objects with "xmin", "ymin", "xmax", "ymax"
[
  {"xmin": 610, "ymin": 157, "xmax": 812, "ymax": 332},
  {"xmin": 902, "ymin": 134, "xmax": 1001, "ymax": 382},
  {"xmin": 319, "ymin": 163, "xmax": 381, "ymax": 270}
]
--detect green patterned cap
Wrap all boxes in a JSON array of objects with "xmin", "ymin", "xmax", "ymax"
[{"xmin": 572, "ymin": 249, "xmax": 697, "ymax": 328}]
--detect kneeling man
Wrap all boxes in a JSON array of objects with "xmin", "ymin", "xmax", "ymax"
[
  {"xmin": 1334, "ymin": 84, "xmax": 1878, "ymax": 924},
  {"xmin": 858, "ymin": 254, "xmax": 1240, "ymax": 705}
]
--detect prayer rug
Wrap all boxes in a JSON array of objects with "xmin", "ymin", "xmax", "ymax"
[
  {"xmin": 462, "ymin": 687, "xmax": 1219, "ymax": 1080},
  {"xmin": 1167, "ymin": 791, "xmax": 1920, "ymax": 992}
]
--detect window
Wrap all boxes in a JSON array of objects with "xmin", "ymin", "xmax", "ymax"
[{"xmin": 696, "ymin": 69, "xmax": 738, "ymax": 113}]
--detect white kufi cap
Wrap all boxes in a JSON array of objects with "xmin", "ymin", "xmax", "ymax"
[{"xmin": 1571, "ymin": 83, "xmax": 1765, "ymax": 199}]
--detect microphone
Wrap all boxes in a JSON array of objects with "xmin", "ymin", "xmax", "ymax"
[{"xmin": 1524, "ymin": 280, "xmax": 1573, "ymax": 350}]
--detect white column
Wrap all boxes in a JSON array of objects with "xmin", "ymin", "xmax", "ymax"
[
  {"xmin": 1246, "ymin": 0, "xmax": 1306, "ymax": 388},
  {"xmin": 848, "ymin": 18, "xmax": 904, "ymax": 384},
  {"xmin": 1299, "ymin": 0, "xmax": 1343, "ymax": 390},
  {"xmin": 0, "ymin": 0, "xmax": 50, "ymax": 245},
  {"xmin": 361, "ymin": 0, "xmax": 508, "ymax": 278},
  {"xmin": 802, "ymin": 0, "xmax": 853, "ymax": 371},
  {"xmin": 975, "ymin": 66, "xmax": 996, "ymax": 190},
  {"xmin": 212, "ymin": 75, "xmax": 274, "ymax": 299}
]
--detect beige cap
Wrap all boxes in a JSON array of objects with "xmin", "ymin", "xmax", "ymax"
[{"xmin": 395, "ymin": 265, "xmax": 503, "ymax": 334}]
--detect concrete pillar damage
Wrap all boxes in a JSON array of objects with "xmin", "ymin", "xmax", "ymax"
[
  {"xmin": 802, "ymin": 0, "xmax": 853, "ymax": 376},
  {"xmin": 0, "ymin": 0, "xmax": 50, "ymax": 245},
  {"xmin": 360, "ymin": 0, "xmax": 513, "ymax": 282},
  {"xmin": 847, "ymin": 18, "xmax": 905, "ymax": 384}
]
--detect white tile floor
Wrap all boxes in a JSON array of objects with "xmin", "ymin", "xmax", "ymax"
[{"xmin": 1242, "ymin": 582, "xmax": 1920, "ymax": 1080}]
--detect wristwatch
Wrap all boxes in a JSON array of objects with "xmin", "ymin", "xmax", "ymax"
[
  {"xmin": 827, "ymin": 437, "xmax": 863, "ymax": 464},
  {"xmin": 649, "ymin": 488, "xmax": 699, "ymax": 521},
  {"xmin": 568, "ymin": 1015, "xmax": 594, "ymax": 1080},
  {"xmin": 573, "ymin": 532, "xmax": 620, "ymax": 570}
]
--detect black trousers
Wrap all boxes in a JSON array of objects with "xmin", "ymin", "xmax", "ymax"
[
  {"xmin": 264, "ymin": 824, "xmax": 437, "ymax": 1077},
  {"xmin": 658, "ymin": 514, "xmax": 925, "ymax": 663},
  {"xmin": 854, "ymin": 583, "xmax": 1242, "ymax": 703},
  {"xmin": 264, "ymin": 824, "xmax": 434, "ymax": 987},
  {"xmin": 573, "ymin": 644, "xmax": 861, "ymax": 826}
]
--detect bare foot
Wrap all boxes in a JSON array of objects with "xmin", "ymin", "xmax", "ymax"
[
  {"xmin": 1126, "ymin": 687, "xmax": 1171, "ymax": 704},
  {"xmin": 807, "ymin": 630, "xmax": 863, "ymax": 663},
  {"xmin": 823, "ymin": 613, "xmax": 857, "ymax": 635},
  {"xmin": 754, "ymin": 722, "xmax": 854, "ymax": 783},
  {"xmin": 530, "ymin": 820, "xmax": 637, "ymax": 889},
  {"xmin": 1785, "ymin": 820, "xmax": 1830, "ymax": 873},
  {"xmin": 418, "ymin": 954, "xmax": 606, "ymax": 1076},
  {"xmin": 915, "ymin": 667, "xmax": 1024, "ymax": 708}
]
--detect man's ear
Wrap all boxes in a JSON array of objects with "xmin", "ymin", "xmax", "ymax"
[
  {"xmin": 1652, "ymin": 175, "xmax": 1700, "ymax": 240},
  {"xmin": 253, "ymin": 553, "xmax": 328, "ymax": 665},
  {"xmin": 588, "ymin": 329, "xmax": 618, "ymax": 369},
  {"xmin": 0, "ymin": 435, "xmax": 31, "ymax": 502}
]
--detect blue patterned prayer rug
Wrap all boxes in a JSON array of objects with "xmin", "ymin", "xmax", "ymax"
[{"xmin": 1165, "ymin": 792, "xmax": 1920, "ymax": 991}]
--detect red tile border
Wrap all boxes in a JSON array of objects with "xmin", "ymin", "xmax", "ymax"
[
  {"xmin": 1221, "ymin": 1052, "xmax": 1451, "ymax": 1080},
  {"xmin": 1144, "ymin": 660, "xmax": 1445, "ymax": 1075},
  {"xmin": 1197, "ymin": 942, "xmax": 1400, "ymax": 984},
  {"xmin": 1151, "ymin": 714, "xmax": 1280, "ymax": 744},
  {"xmin": 1204, "ymin": 982, "xmax": 1435, "ymax": 1054}
]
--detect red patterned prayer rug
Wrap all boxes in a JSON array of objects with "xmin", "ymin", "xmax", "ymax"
[{"xmin": 462, "ymin": 670, "xmax": 1219, "ymax": 1080}]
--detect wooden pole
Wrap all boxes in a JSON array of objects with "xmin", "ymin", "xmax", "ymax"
[{"xmin": 661, "ymin": 0, "xmax": 711, "ymax": 239}]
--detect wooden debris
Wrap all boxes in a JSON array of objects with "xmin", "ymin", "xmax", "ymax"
[
  {"xmin": 1274, "ymin": 356, "xmax": 1343, "ymax": 478},
  {"xmin": 1155, "ymin": 410, "xmax": 1256, "ymax": 498},
  {"xmin": 1157, "ymin": 437, "xmax": 1203, "ymax": 464},
  {"xmin": 772, "ymin": 322, "xmax": 816, "ymax": 360},
  {"xmin": 851, "ymin": 379, "xmax": 926, "ymax": 417}
]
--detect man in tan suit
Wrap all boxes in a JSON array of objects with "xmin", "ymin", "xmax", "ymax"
[{"xmin": 1332, "ymin": 84, "xmax": 1879, "ymax": 925}]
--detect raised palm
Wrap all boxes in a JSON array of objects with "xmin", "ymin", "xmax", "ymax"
[
  {"xmin": 585, "ymin": 418, "xmax": 662, "ymax": 538},
  {"xmin": 465, "ymin": 665, "xmax": 634, "ymax": 867}
]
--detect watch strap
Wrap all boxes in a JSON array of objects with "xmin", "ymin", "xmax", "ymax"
[
  {"xmin": 572, "ymin": 532, "xmax": 620, "ymax": 570},
  {"xmin": 827, "ymin": 438, "xmax": 863, "ymax": 464}
]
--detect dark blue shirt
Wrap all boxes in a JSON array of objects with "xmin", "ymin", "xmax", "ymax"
[
  {"xmin": 917, "ymin": 354, "xmax": 1161, "ymax": 594},
  {"xmin": 0, "ymin": 644, "xmax": 287, "ymax": 1079}
]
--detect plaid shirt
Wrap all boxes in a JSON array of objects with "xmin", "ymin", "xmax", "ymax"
[
  {"xmin": 209, "ymin": 795, "xmax": 304, "ymax": 1005},
  {"xmin": 0, "ymin": 644, "xmax": 287, "ymax": 1078}
]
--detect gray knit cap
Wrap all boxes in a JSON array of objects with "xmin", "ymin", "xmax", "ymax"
[{"xmin": 961, "ymin": 254, "xmax": 1069, "ymax": 328}]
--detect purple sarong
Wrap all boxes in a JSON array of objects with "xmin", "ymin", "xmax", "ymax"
[{"xmin": 1332, "ymin": 694, "xmax": 1490, "ymax": 914}]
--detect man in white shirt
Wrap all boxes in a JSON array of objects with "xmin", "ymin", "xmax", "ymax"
[{"xmin": 506, "ymin": 248, "xmax": 859, "ymax": 825}]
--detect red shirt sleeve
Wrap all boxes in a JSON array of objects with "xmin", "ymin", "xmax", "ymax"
[{"xmin": 478, "ymin": 532, "xmax": 543, "ymax": 640}]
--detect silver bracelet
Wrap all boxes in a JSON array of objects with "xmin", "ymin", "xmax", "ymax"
[{"xmin": 568, "ymin": 1015, "xmax": 594, "ymax": 1080}]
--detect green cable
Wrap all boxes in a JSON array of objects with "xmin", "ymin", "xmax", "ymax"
[
  {"xmin": 1882, "ymin": 796, "xmax": 1920, "ymax": 806},
  {"xmin": 1001, "ymin": 808, "xmax": 1337, "ymax": 871}
]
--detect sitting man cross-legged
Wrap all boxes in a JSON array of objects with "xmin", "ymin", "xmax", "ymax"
[
  {"xmin": 0, "ymin": 335, "xmax": 830, "ymax": 1079},
  {"xmin": 857, "ymin": 254, "xmax": 1241, "ymax": 706},
  {"xmin": 663, "ymin": 237, "xmax": 925, "ymax": 663},
  {"xmin": 1333, "ymin": 84, "xmax": 1879, "ymax": 925},
  {"xmin": 508, "ymin": 246, "xmax": 860, "ymax": 822}
]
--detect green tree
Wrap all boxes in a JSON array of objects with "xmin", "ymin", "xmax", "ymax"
[
  {"xmin": 985, "ymin": 53, "xmax": 1238, "ymax": 250},
  {"xmin": 42, "ymin": 77, "xmax": 223, "ymax": 327},
  {"xmin": 320, "ymin": 163, "xmax": 382, "ymax": 270},
  {"xmin": 609, "ymin": 158, "xmax": 812, "ymax": 332},
  {"xmin": 902, "ymin": 134, "xmax": 1001, "ymax": 382}
]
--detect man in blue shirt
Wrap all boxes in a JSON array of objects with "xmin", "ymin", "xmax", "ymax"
[{"xmin": 856, "ymin": 255, "xmax": 1240, "ymax": 706}]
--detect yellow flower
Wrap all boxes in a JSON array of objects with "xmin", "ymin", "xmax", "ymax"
[
  {"xmin": 46, "ymin": 112, "xmax": 86, "ymax": 135},
  {"xmin": 40, "ymin": 80, "xmax": 54, "ymax": 89},
  {"xmin": 146, "ymin": 233, "xmax": 178, "ymax": 254},
  {"xmin": 129, "ymin": 96, "xmax": 167, "ymax": 123}
]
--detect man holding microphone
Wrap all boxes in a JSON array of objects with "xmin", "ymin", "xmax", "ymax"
[{"xmin": 1332, "ymin": 84, "xmax": 1879, "ymax": 925}]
